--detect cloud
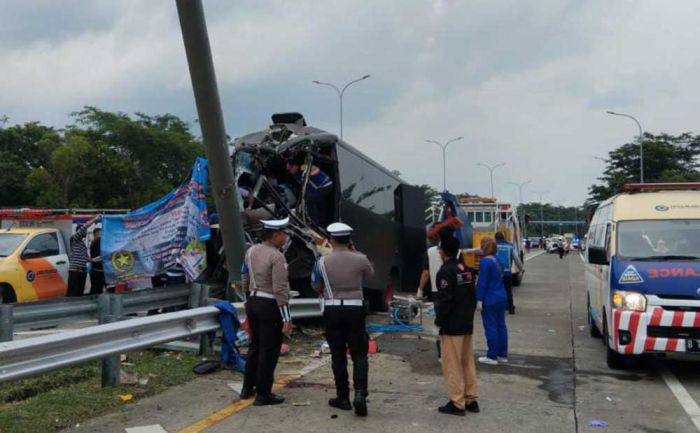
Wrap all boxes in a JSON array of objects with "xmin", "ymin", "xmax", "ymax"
[{"xmin": 1, "ymin": 0, "xmax": 700, "ymax": 206}]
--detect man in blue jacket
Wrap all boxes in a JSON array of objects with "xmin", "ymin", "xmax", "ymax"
[{"xmin": 494, "ymin": 232, "xmax": 524, "ymax": 315}]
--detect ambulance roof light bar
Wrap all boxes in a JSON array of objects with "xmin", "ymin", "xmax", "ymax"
[{"xmin": 624, "ymin": 183, "xmax": 700, "ymax": 191}]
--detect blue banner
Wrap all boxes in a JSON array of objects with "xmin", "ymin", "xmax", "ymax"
[{"xmin": 102, "ymin": 158, "xmax": 210, "ymax": 285}]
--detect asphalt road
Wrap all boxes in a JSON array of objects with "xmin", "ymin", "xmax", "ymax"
[{"xmin": 63, "ymin": 252, "xmax": 700, "ymax": 433}]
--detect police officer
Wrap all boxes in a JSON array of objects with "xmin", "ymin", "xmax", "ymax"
[
  {"xmin": 311, "ymin": 222, "xmax": 374, "ymax": 417},
  {"xmin": 240, "ymin": 218, "xmax": 293, "ymax": 406}
]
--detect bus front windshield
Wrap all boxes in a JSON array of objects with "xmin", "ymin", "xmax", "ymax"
[{"xmin": 617, "ymin": 220, "xmax": 700, "ymax": 260}]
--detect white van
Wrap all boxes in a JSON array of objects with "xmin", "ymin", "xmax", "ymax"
[{"xmin": 586, "ymin": 184, "xmax": 700, "ymax": 368}]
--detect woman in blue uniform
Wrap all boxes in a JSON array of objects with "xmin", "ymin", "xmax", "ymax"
[{"xmin": 476, "ymin": 236, "xmax": 509, "ymax": 366}]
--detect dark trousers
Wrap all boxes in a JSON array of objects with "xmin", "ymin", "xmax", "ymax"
[
  {"xmin": 324, "ymin": 306, "xmax": 369, "ymax": 398},
  {"xmin": 243, "ymin": 297, "xmax": 283, "ymax": 396},
  {"xmin": 89, "ymin": 270, "xmax": 105, "ymax": 295},
  {"xmin": 503, "ymin": 273, "xmax": 514, "ymax": 310},
  {"xmin": 67, "ymin": 270, "xmax": 87, "ymax": 297},
  {"xmin": 306, "ymin": 185, "xmax": 333, "ymax": 228}
]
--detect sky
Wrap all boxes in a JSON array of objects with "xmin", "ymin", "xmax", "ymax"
[{"xmin": 2, "ymin": 0, "xmax": 700, "ymax": 206}]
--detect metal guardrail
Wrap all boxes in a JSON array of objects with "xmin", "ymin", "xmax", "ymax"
[
  {"xmin": 0, "ymin": 284, "xmax": 204, "ymax": 342},
  {"xmin": 0, "ymin": 298, "xmax": 323, "ymax": 384}
]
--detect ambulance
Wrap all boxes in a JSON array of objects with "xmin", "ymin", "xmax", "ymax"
[
  {"xmin": 0, "ymin": 209, "xmax": 119, "ymax": 303},
  {"xmin": 586, "ymin": 183, "xmax": 700, "ymax": 368}
]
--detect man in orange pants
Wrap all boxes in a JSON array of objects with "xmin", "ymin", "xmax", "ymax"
[{"xmin": 434, "ymin": 235, "xmax": 479, "ymax": 416}]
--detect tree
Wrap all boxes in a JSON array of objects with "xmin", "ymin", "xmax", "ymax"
[
  {"xmin": 589, "ymin": 133, "xmax": 700, "ymax": 201},
  {"xmin": 0, "ymin": 108, "xmax": 205, "ymax": 209},
  {"xmin": 417, "ymin": 184, "xmax": 440, "ymax": 210}
]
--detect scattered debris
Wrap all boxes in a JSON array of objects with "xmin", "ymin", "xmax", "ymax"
[
  {"xmin": 120, "ymin": 354, "xmax": 128, "ymax": 362},
  {"xmin": 118, "ymin": 393, "xmax": 134, "ymax": 402},
  {"xmin": 120, "ymin": 370, "xmax": 140, "ymax": 385},
  {"xmin": 292, "ymin": 401, "xmax": 311, "ymax": 406},
  {"xmin": 125, "ymin": 425, "xmax": 169, "ymax": 433},
  {"xmin": 331, "ymin": 414, "xmax": 338, "ymax": 419},
  {"xmin": 312, "ymin": 350, "xmax": 322, "ymax": 358},
  {"xmin": 280, "ymin": 343, "xmax": 290, "ymax": 356},
  {"xmin": 320, "ymin": 341, "xmax": 331, "ymax": 354},
  {"xmin": 138, "ymin": 377, "xmax": 150, "ymax": 386},
  {"xmin": 578, "ymin": 326, "xmax": 586, "ymax": 331},
  {"xmin": 605, "ymin": 396, "xmax": 613, "ymax": 402},
  {"xmin": 588, "ymin": 419, "xmax": 609, "ymax": 428},
  {"xmin": 548, "ymin": 329, "xmax": 556, "ymax": 333}
]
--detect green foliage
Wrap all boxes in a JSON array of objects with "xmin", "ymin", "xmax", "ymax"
[
  {"xmin": 417, "ymin": 184, "xmax": 440, "ymax": 210},
  {"xmin": 0, "ymin": 108, "xmax": 204, "ymax": 208},
  {"xmin": 519, "ymin": 202, "xmax": 586, "ymax": 237},
  {"xmin": 589, "ymin": 133, "xmax": 700, "ymax": 201}
]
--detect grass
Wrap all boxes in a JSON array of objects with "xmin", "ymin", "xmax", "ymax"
[{"xmin": 0, "ymin": 350, "xmax": 205, "ymax": 433}]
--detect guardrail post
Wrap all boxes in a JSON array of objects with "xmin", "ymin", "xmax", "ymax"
[
  {"xmin": 199, "ymin": 284, "xmax": 213, "ymax": 356},
  {"xmin": 0, "ymin": 304, "xmax": 14, "ymax": 342},
  {"xmin": 97, "ymin": 294, "xmax": 111, "ymax": 323},
  {"xmin": 101, "ymin": 315, "xmax": 121, "ymax": 387},
  {"xmin": 111, "ymin": 294, "xmax": 124, "ymax": 318},
  {"xmin": 188, "ymin": 284, "xmax": 202, "ymax": 309}
]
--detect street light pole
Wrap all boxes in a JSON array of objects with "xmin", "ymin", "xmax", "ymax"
[
  {"xmin": 426, "ymin": 137, "xmax": 464, "ymax": 191},
  {"xmin": 313, "ymin": 75, "xmax": 371, "ymax": 140},
  {"xmin": 607, "ymin": 111, "xmax": 644, "ymax": 183},
  {"xmin": 476, "ymin": 162, "xmax": 506, "ymax": 198},
  {"xmin": 554, "ymin": 201, "xmax": 563, "ymax": 234},
  {"xmin": 533, "ymin": 190, "xmax": 548, "ymax": 238},
  {"xmin": 509, "ymin": 180, "xmax": 532, "ymax": 239}
]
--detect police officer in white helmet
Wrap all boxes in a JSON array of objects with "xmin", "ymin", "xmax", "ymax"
[
  {"xmin": 312, "ymin": 222, "xmax": 375, "ymax": 417},
  {"xmin": 240, "ymin": 218, "xmax": 293, "ymax": 406}
]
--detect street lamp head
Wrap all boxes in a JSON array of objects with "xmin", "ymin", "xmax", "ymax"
[
  {"xmin": 606, "ymin": 111, "xmax": 618, "ymax": 115},
  {"xmin": 312, "ymin": 80, "xmax": 321, "ymax": 84},
  {"xmin": 361, "ymin": 74, "xmax": 371, "ymax": 79}
]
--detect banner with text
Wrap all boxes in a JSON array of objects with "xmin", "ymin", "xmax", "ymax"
[{"xmin": 102, "ymin": 157, "xmax": 210, "ymax": 285}]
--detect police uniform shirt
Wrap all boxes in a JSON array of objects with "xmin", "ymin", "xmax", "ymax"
[
  {"xmin": 311, "ymin": 247, "xmax": 374, "ymax": 300},
  {"xmin": 242, "ymin": 241, "xmax": 291, "ymax": 321},
  {"xmin": 434, "ymin": 258, "xmax": 477, "ymax": 335}
]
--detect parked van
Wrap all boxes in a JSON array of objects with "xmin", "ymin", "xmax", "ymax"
[{"xmin": 586, "ymin": 183, "xmax": 700, "ymax": 368}]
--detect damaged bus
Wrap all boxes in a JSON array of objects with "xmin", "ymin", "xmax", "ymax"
[{"xmin": 231, "ymin": 113, "xmax": 425, "ymax": 310}]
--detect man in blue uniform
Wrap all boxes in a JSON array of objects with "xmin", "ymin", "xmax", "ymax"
[
  {"xmin": 495, "ymin": 232, "xmax": 524, "ymax": 315},
  {"xmin": 286, "ymin": 154, "xmax": 333, "ymax": 227}
]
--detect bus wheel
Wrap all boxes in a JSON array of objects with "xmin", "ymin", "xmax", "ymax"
[
  {"xmin": 587, "ymin": 295, "xmax": 602, "ymax": 338},
  {"xmin": 0, "ymin": 284, "xmax": 17, "ymax": 304},
  {"xmin": 603, "ymin": 315, "xmax": 627, "ymax": 369}
]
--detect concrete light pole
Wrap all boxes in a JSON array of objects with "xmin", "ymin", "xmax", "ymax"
[
  {"xmin": 313, "ymin": 75, "xmax": 371, "ymax": 140},
  {"xmin": 533, "ymin": 190, "xmax": 549, "ymax": 238}
]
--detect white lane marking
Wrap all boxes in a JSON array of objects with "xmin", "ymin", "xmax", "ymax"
[
  {"xmin": 659, "ymin": 366, "xmax": 700, "ymax": 432},
  {"xmin": 579, "ymin": 252, "xmax": 586, "ymax": 264},
  {"xmin": 525, "ymin": 250, "xmax": 546, "ymax": 262}
]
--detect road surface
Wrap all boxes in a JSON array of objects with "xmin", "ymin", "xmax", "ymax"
[{"xmin": 63, "ymin": 252, "xmax": 700, "ymax": 433}]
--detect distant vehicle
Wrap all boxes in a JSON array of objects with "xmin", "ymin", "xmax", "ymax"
[
  {"xmin": 586, "ymin": 183, "xmax": 700, "ymax": 369},
  {"xmin": 570, "ymin": 238, "xmax": 581, "ymax": 250},
  {"xmin": 528, "ymin": 237, "xmax": 542, "ymax": 248}
]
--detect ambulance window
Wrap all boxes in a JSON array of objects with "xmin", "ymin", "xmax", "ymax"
[{"xmin": 24, "ymin": 233, "xmax": 60, "ymax": 258}]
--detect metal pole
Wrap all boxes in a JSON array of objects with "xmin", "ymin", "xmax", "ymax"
[
  {"xmin": 101, "ymin": 315, "xmax": 120, "ymax": 387},
  {"xmin": 0, "ymin": 304, "xmax": 14, "ymax": 342},
  {"xmin": 176, "ymin": 0, "xmax": 247, "ymax": 293},
  {"xmin": 442, "ymin": 147, "xmax": 447, "ymax": 192},
  {"xmin": 313, "ymin": 75, "xmax": 370, "ymax": 140},
  {"xmin": 509, "ymin": 180, "xmax": 532, "ymax": 241},
  {"xmin": 199, "ymin": 284, "xmax": 213, "ymax": 356},
  {"xmin": 426, "ymin": 137, "xmax": 463, "ymax": 192},
  {"xmin": 607, "ymin": 111, "xmax": 644, "ymax": 183},
  {"xmin": 476, "ymin": 162, "xmax": 506, "ymax": 199}
]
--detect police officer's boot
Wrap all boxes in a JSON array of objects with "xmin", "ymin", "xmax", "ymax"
[
  {"xmin": 353, "ymin": 390, "xmax": 368, "ymax": 417},
  {"xmin": 329, "ymin": 395, "xmax": 352, "ymax": 410}
]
